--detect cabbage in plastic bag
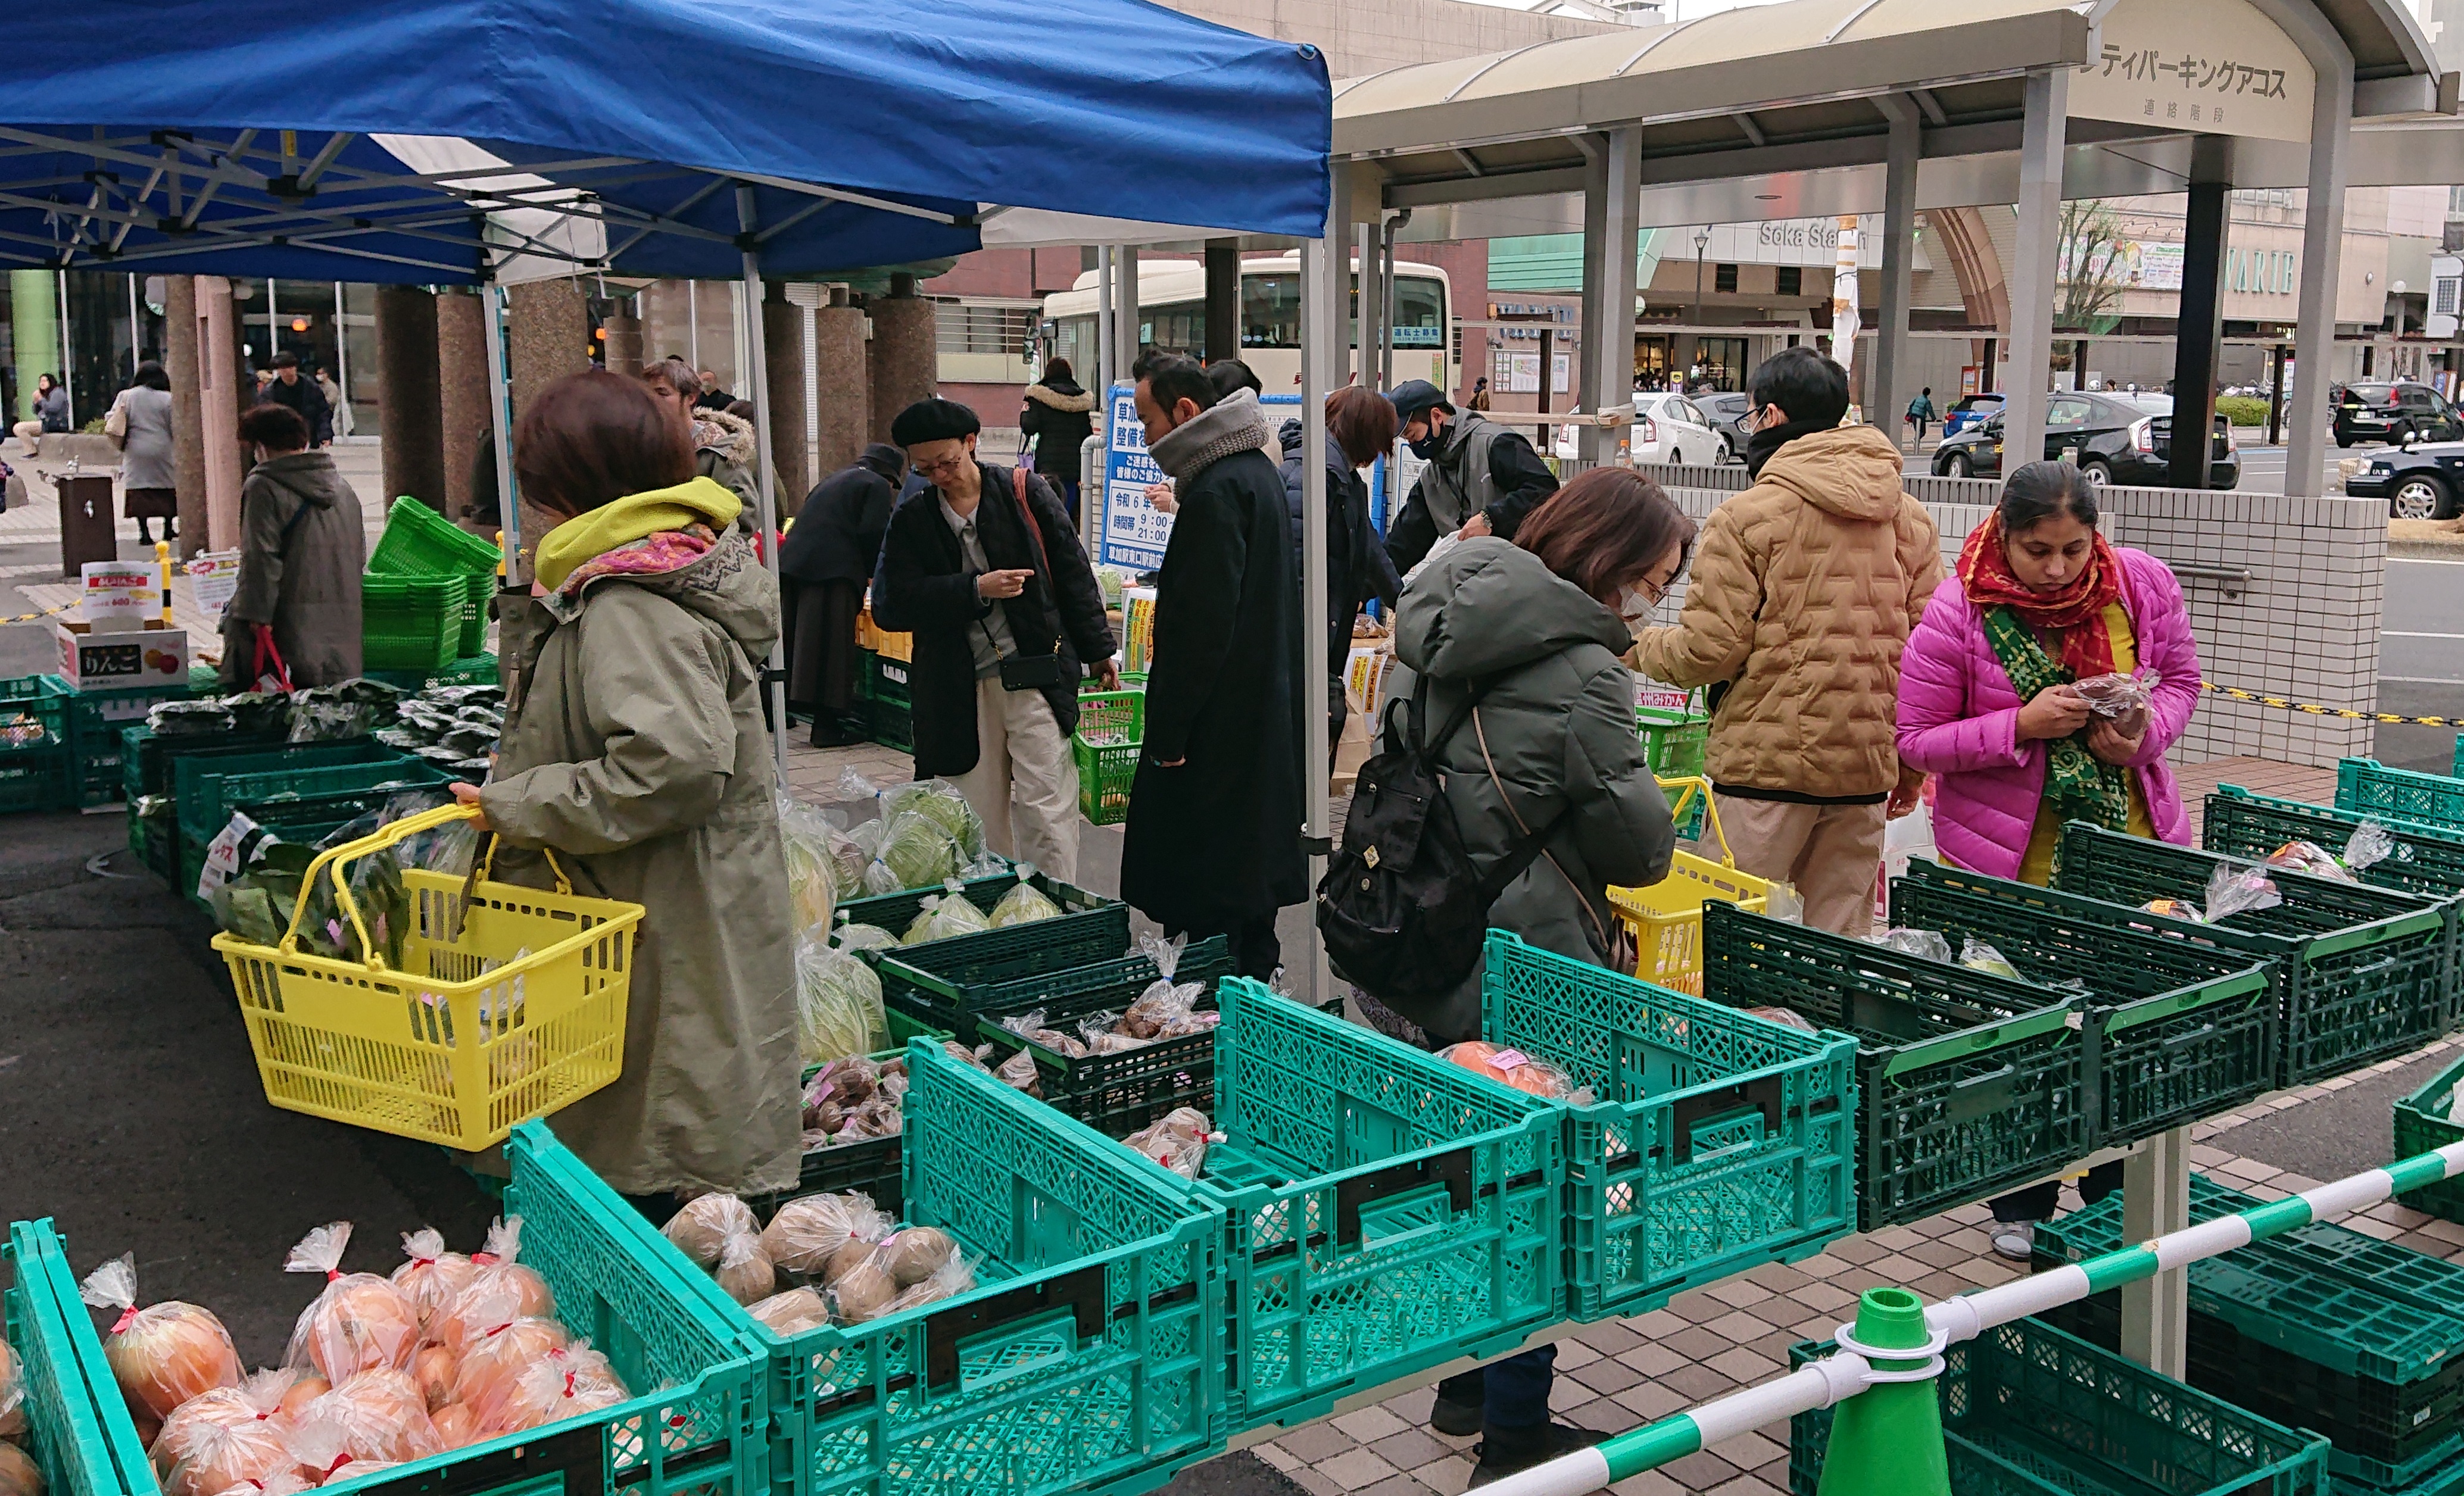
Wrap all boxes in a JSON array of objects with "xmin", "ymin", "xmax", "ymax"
[
  {"xmin": 988, "ymin": 880, "xmax": 1062, "ymax": 928},
  {"xmin": 2344, "ymin": 820, "xmax": 2395, "ymax": 875},
  {"xmin": 865, "ymin": 812, "xmax": 958, "ymax": 894},
  {"xmin": 1877, "ymin": 927, "xmax": 1953, "ymax": 964},
  {"xmin": 881, "ymin": 779, "xmax": 985, "ymax": 861},
  {"xmin": 901, "ymin": 891, "xmax": 992, "ymax": 946},
  {"xmin": 777, "ymin": 795, "xmax": 839, "ymax": 933},
  {"xmin": 832, "ymin": 920, "xmax": 899, "ymax": 951},
  {"xmin": 1958, "ymin": 936, "xmax": 2020, "ymax": 980},
  {"xmin": 795, "ymin": 935, "xmax": 888, "ymax": 1065}
]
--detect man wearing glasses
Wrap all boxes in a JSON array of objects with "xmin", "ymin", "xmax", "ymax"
[{"xmin": 871, "ymin": 398, "xmax": 1118, "ymax": 882}]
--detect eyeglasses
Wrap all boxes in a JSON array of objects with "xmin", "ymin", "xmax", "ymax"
[{"xmin": 912, "ymin": 452, "xmax": 973, "ymax": 478}]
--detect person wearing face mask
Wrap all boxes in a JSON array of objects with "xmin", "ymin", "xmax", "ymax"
[
  {"xmin": 219, "ymin": 402, "xmax": 364, "ymax": 689},
  {"xmin": 1119, "ymin": 351, "xmax": 1306, "ymax": 979},
  {"xmin": 1895, "ymin": 460, "xmax": 2201, "ymax": 1259},
  {"xmin": 1626, "ymin": 346, "xmax": 1939, "ymax": 937},
  {"xmin": 1381, "ymin": 378, "xmax": 1558, "ymax": 575},
  {"xmin": 1280, "ymin": 385, "xmax": 1405, "ymax": 756}
]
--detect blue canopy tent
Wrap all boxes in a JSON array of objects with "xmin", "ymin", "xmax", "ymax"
[{"xmin": 0, "ymin": 0, "xmax": 1332, "ymax": 781}]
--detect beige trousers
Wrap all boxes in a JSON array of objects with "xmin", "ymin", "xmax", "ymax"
[
  {"xmin": 1713, "ymin": 794, "xmax": 1889, "ymax": 938},
  {"xmin": 949, "ymin": 674, "xmax": 1081, "ymax": 884}
]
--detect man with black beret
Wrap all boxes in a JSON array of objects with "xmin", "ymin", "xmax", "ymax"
[
  {"xmin": 870, "ymin": 397, "xmax": 1117, "ymax": 881},
  {"xmin": 1382, "ymin": 377, "xmax": 1558, "ymax": 574}
]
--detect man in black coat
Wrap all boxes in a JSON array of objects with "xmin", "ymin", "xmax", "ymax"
[
  {"xmin": 1382, "ymin": 379, "xmax": 1557, "ymax": 574},
  {"xmin": 782, "ymin": 443, "xmax": 906, "ymax": 747},
  {"xmin": 258, "ymin": 352, "xmax": 333, "ymax": 448},
  {"xmin": 872, "ymin": 399, "xmax": 1116, "ymax": 883},
  {"xmin": 1118, "ymin": 354, "xmax": 1306, "ymax": 977}
]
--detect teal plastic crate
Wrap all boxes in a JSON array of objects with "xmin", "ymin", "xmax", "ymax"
[
  {"xmin": 1480, "ymin": 927, "xmax": 1856, "ymax": 1314},
  {"xmin": 7, "ymin": 1220, "xmax": 150, "ymax": 1496},
  {"xmin": 171, "ymin": 741, "xmax": 439, "ymax": 848},
  {"xmin": 2207, "ymin": 785, "xmax": 2464, "ymax": 902},
  {"xmin": 45, "ymin": 1123, "xmax": 768, "ymax": 1496},
  {"xmin": 2397, "ymin": 1051, "xmax": 2464, "ymax": 1225},
  {"xmin": 1888, "ymin": 861, "xmax": 2279, "ymax": 1148},
  {"xmin": 1635, "ymin": 706, "xmax": 1708, "ymax": 779},
  {"xmin": 632, "ymin": 1039, "xmax": 1227, "ymax": 1496},
  {"xmin": 1158, "ymin": 982, "xmax": 1565, "ymax": 1431},
  {"xmin": 864, "ymin": 886, "xmax": 1131, "ymax": 1032},
  {"xmin": 1789, "ymin": 1316, "xmax": 2329, "ymax": 1496},
  {"xmin": 1695, "ymin": 902, "xmax": 2079, "ymax": 1232},
  {"xmin": 2343, "ymin": 759, "xmax": 2464, "ymax": 836},
  {"xmin": 2051, "ymin": 822, "xmax": 2457, "ymax": 1086}
]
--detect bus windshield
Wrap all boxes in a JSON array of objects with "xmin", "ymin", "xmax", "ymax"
[{"xmin": 1241, "ymin": 273, "xmax": 1445, "ymax": 349}]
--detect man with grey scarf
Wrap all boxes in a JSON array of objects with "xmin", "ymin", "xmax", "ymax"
[{"xmin": 1118, "ymin": 352, "xmax": 1308, "ymax": 978}]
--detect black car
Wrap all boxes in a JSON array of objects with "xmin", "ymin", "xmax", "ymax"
[
  {"xmin": 1695, "ymin": 392, "xmax": 1753, "ymax": 463},
  {"xmin": 2331, "ymin": 382, "xmax": 2464, "ymax": 448},
  {"xmin": 2343, "ymin": 442, "xmax": 2464, "ymax": 519},
  {"xmin": 1930, "ymin": 392, "xmax": 2239, "ymax": 488}
]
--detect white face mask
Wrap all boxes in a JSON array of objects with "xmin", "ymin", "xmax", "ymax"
[{"xmin": 1617, "ymin": 585, "xmax": 1655, "ymax": 630}]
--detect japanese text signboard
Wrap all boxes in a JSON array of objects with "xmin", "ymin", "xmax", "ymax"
[{"xmin": 2069, "ymin": 0, "xmax": 2314, "ymax": 143}]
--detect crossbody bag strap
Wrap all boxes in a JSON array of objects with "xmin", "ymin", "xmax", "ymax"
[
  {"xmin": 1471, "ymin": 704, "xmax": 1614, "ymax": 950},
  {"xmin": 1009, "ymin": 466, "xmax": 1055, "ymax": 577}
]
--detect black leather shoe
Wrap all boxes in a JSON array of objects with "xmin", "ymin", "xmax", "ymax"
[
  {"xmin": 1468, "ymin": 1423, "xmax": 1602, "ymax": 1488},
  {"xmin": 1429, "ymin": 1395, "xmax": 1481, "ymax": 1437}
]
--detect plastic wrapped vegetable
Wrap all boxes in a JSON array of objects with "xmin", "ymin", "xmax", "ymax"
[
  {"xmin": 881, "ymin": 779, "xmax": 987, "ymax": 861},
  {"xmin": 1437, "ymin": 1041, "xmax": 1579, "ymax": 1099},
  {"xmin": 777, "ymin": 795, "xmax": 840, "ymax": 933},
  {"xmin": 1958, "ymin": 938, "xmax": 2021, "ymax": 980},
  {"xmin": 746, "ymin": 1288, "xmax": 832, "ymax": 1335},
  {"xmin": 413, "ymin": 1345, "xmax": 456, "ymax": 1412},
  {"xmin": 281, "ymin": 1224, "xmax": 420, "ymax": 1381},
  {"xmin": 2205, "ymin": 863, "xmax": 2284, "ymax": 922},
  {"xmin": 0, "ymin": 1442, "xmax": 36, "ymax": 1496},
  {"xmin": 714, "ymin": 1233, "xmax": 776, "ymax": 1306},
  {"xmin": 831, "ymin": 920, "xmax": 899, "ymax": 952},
  {"xmin": 391, "ymin": 1229, "xmax": 476, "ymax": 1331},
  {"xmin": 2144, "ymin": 898, "xmax": 2206, "ymax": 922},
  {"xmin": 998, "ymin": 1008, "xmax": 1088, "ymax": 1058},
  {"xmin": 794, "ymin": 936, "xmax": 888, "ymax": 1065},
  {"xmin": 987, "ymin": 880, "xmax": 1062, "ymax": 929},
  {"xmin": 2262, "ymin": 839, "xmax": 2347, "ymax": 881},
  {"xmin": 292, "ymin": 1369, "xmax": 439, "ymax": 1466},
  {"xmin": 286, "ymin": 1416, "xmax": 405, "ymax": 1488},
  {"xmin": 0, "ymin": 1332, "xmax": 19, "ymax": 1438},
  {"xmin": 662, "ymin": 1195, "xmax": 756, "ymax": 1270},
  {"xmin": 2346, "ymin": 820, "xmax": 2396, "ymax": 874},
  {"xmin": 2072, "ymin": 671, "xmax": 2154, "ymax": 719},
  {"xmin": 489, "ymin": 1342, "xmax": 627, "ymax": 1435},
  {"xmin": 1876, "ymin": 927, "xmax": 1954, "ymax": 964},
  {"xmin": 163, "ymin": 1412, "xmax": 292, "ymax": 1496},
  {"xmin": 759, "ymin": 1192, "xmax": 894, "ymax": 1276},
  {"xmin": 77, "ymin": 1253, "xmax": 243, "ymax": 1420},
  {"xmin": 1121, "ymin": 1108, "xmax": 1221, "ymax": 1179},
  {"xmin": 865, "ymin": 812, "xmax": 959, "ymax": 895},
  {"xmin": 431, "ymin": 1218, "xmax": 554, "ymax": 1356},
  {"xmin": 900, "ymin": 890, "xmax": 991, "ymax": 946},
  {"xmin": 1741, "ymin": 1005, "xmax": 1819, "ymax": 1033},
  {"xmin": 450, "ymin": 1319, "xmax": 567, "ymax": 1429},
  {"xmin": 886, "ymin": 1249, "xmax": 978, "ymax": 1314},
  {"xmin": 149, "ymin": 1369, "xmax": 301, "ymax": 1478}
]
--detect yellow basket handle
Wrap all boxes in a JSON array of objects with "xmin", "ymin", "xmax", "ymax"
[
  {"xmin": 1655, "ymin": 775, "xmax": 1737, "ymax": 869},
  {"xmin": 277, "ymin": 802, "xmax": 572, "ymax": 968}
]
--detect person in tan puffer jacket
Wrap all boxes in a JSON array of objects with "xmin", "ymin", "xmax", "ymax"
[{"xmin": 1627, "ymin": 348, "xmax": 1940, "ymax": 935}]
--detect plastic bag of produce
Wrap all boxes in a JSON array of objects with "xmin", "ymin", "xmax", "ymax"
[
  {"xmin": 77, "ymin": 1253, "xmax": 242, "ymax": 1420},
  {"xmin": 2346, "ymin": 819, "xmax": 2396, "ymax": 873},
  {"xmin": 794, "ymin": 936, "xmax": 888, "ymax": 1065},
  {"xmin": 489, "ymin": 1342, "xmax": 626, "ymax": 1435},
  {"xmin": 760, "ymin": 1192, "xmax": 894, "ymax": 1275},
  {"xmin": 988, "ymin": 880, "xmax": 1062, "ymax": 928},
  {"xmin": 997, "ymin": 1008, "xmax": 1088, "ymax": 1058},
  {"xmin": 391, "ymin": 1228, "xmax": 476, "ymax": 1331},
  {"xmin": 2072, "ymin": 670, "xmax": 2154, "ymax": 719},
  {"xmin": 451, "ymin": 1317, "xmax": 567, "ymax": 1429},
  {"xmin": 662, "ymin": 1195, "xmax": 756, "ymax": 1270},
  {"xmin": 864, "ymin": 812, "xmax": 958, "ymax": 895},
  {"xmin": 1877, "ymin": 927, "xmax": 1954, "ymax": 964},
  {"xmin": 1437, "ymin": 1041, "xmax": 1580, "ymax": 1099},
  {"xmin": 2262, "ymin": 839, "xmax": 2347, "ymax": 881},
  {"xmin": 1958, "ymin": 938, "xmax": 2022, "ymax": 980},
  {"xmin": 293, "ymin": 1369, "xmax": 441, "ymax": 1464},
  {"xmin": 825, "ymin": 820, "xmax": 874, "ymax": 905},
  {"xmin": 900, "ymin": 889, "xmax": 990, "ymax": 946},
  {"xmin": 149, "ymin": 1367, "xmax": 298, "ymax": 1478},
  {"xmin": 2205, "ymin": 863, "xmax": 2283, "ymax": 921},
  {"xmin": 150, "ymin": 699, "xmax": 238, "ymax": 736},
  {"xmin": 2144, "ymin": 898, "xmax": 2206, "ymax": 922},
  {"xmin": 835, "ymin": 766, "xmax": 882, "ymax": 802},
  {"xmin": 713, "ymin": 1232, "xmax": 778, "ymax": 1306},
  {"xmin": 884, "ymin": 1242, "xmax": 977, "ymax": 1314},
  {"xmin": 282, "ymin": 1223, "xmax": 421, "ymax": 1380},
  {"xmin": 831, "ymin": 920, "xmax": 898, "ymax": 952},
  {"xmin": 747, "ymin": 1287, "xmax": 832, "ymax": 1334},
  {"xmin": 777, "ymin": 795, "xmax": 839, "ymax": 933},
  {"xmin": 881, "ymin": 779, "xmax": 986, "ymax": 861},
  {"xmin": 163, "ymin": 1409, "xmax": 293, "ymax": 1496},
  {"xmin": 0, "ymin": 1335, "xmax": 19, "ymax": 1438},
  {"xmin": 431, "ymin": 1217, "xmax": 554, "ymax": 1355},
  {"xmin": 1122, "ymin": 1107, "xmax": 1221, "ymax": 1179}
]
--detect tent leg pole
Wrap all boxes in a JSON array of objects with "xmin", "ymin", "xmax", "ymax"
[
  {"xmin": 736, "ymin": 186, "xmax": 791, "ymax": 783},
  {"xmin": 482, "ymin": 282, "xmax": 523, "ymax": 709},
  {"xmin": 1300, "ymin": 219, "xmax": 1338, "ymax": 1007}
]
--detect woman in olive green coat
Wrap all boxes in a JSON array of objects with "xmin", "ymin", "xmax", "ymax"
[{"xmin": 456, "ymin": 370, "xmax": 799, "ymax": 1201}]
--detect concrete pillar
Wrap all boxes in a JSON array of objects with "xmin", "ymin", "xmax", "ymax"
[
  {"xmin": 1872, "ymin": 96, "xmax": 1922, "ymax": 447},
  {"xmin": 438, "ymin": 290, "xmax": 489, "ymax": 521},
  {"xmin": 1357, "ymin": 221, "xmax": 1383, "ymax": 391},
  {"xmin": 1580, "ymin": 127, "xmax": 1640, "ymax": 467},
  {"xmin": 1113, "ymin": 247, "xmax": 1142, "ymax": 377},
  {"xmin": 506, "ymin": 278, "xmax": 589, "ymax": 418},
  {"xmin": 868, "ymin": 277, "xmax": 937, "ymax": 443},
  {"xmin": 195, "ymin": 276, "xmax": 242, "ymax": 550},
  {"xmin": 2286, "ymin": 44, "xmax": 2354, "ymax": 496},
  {"xmin": 601, "ymin": 307, "xmax": 643, "ymax": 382},
  {"xmin": 2001, "ymin": 68, "xmax": 2069, "ymax": 472},
  {"xmin": 375, "ymin": 285, "xmax": 446, "ymax": 512},
  {"xmin": 2170, "ymin": 144, "xmax": 2234, "ymax": 490},
  {"xmin": 166, "ymin": 276, "xmax": 207, "ymax": 560},
  {"xmin": 2121, "ymin": 1128, "xmax": 2192, "ymax": 1377},
  {"xmin": 1204, "ymin": 239, "xmax": 1239, "ymax": 364},
  {"xmin": 10, "ymin": 270, "xmax": 55, "ymax": 423},
  {"xmin": 814, "ymin": 292, "xmax": 870, "ymax": 479},
  {"xmin": 762, "ymin": 283, "xmax": 809, "ymax": 514}
]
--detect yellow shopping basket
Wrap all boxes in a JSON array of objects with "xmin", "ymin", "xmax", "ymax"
[
  {"xmin": 209, "ymin": 803, "xmax": 642, "ymax": 1151},
  {"xmin": 1605, "ymin": 777, "xmax": 1770, "ymax": 995}
]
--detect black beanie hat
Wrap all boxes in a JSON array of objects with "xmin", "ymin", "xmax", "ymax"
[{"xmin": 890, "ymin": 397, "xmax": 981, "ymax": 447}]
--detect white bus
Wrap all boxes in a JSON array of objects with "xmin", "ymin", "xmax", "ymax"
[{"xmin": 1040, "ymin": 252, "xmax": 1457, "ymax": 393}]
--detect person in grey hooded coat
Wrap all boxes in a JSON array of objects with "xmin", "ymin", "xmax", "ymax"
[
  {"xmin": 220, "ymin": 402, "xmax": 364, "ymax": 688},
  {"xmin": 1381, "ymin": 466, "xmax": 1692, "ymax": 1481}
]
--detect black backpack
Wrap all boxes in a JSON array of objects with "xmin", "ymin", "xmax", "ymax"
[{"xmin": 1316, "ymin": 677, "xmax": 1568, "ymax": 1003}]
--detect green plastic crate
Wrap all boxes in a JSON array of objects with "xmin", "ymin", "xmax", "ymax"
[
  {"xmin": 2343, "ymin": 758, "xmax": 2464, "ymax": 836},
  {"xmin": 64, "ymin": 680, "xmax": 191, "ymax": 806},
  {"xmin": 367, "ymin": 493, "xmax": 507, "ymax": 577},
  {"xmin": 831, "ymin": 854, "xmax": 1015, "ymax": 930},
  {"xmin": 7, "ymin": 1220, "xmax": 151, "ymax": 1496},
  {"xmin": 863, "ymin": 881, "xmax": 1130, "ymax": 1032},
  {"xmin": 1483, "ymin": 926, "xmax": 1857, "ymax": 1316},
  {"xmin": 366, "ymin": 652, "xmax": 500, "ymax": 692},
  {"xmin": 461, "ymin": 570, "xmax": 496, "ymax": 655},
  {"xmin": 2400, "ymin": 1051, "xmax": 2464, "ymax": 1226},
  {"xmin": 2454, "ymin": 736, "xmax": 2462, "ymax": 779},
  {"xmin": 2208, "ymin": 785, "xmax": 2464, "ymax": 902},
  {"xmin": 1074, "ymin": 689, "xmax": 1142, "ymax": 826},
  {"xmin": 1158, "ymin": 981, "xmax": 1565, "ymax": 1431},
  {"xmin": 171, "ymin": 741, "xmax": 435, "ymax": 848},
  {"xmin": 971, "ymin": 934, "xmax": 1237, "ymax": 1134},
  {"xmin": 1789, "ymin": 1316, "xmax": 2329, "ymax": 1496},
  {"xmin": 361, "ymin": 571, "xmax": 466, "ymax": 672},
  {"xmin": 2051, "ymin": 822, "xmax": 2457, "ymax": 1086},
  {"xmin": 634, "ymin": 1039, "xmax": 1228, "ymax": 1496},
  {"xmin": 45, "ymin": 1123, "xmax": 769, "ymax": 1496},
  {"xmin": 120, "ymin": 723, "xmax": 295, "ymax": 804},
  {"xmin": 1698, "ymin": 901, "xmax": 2081, "ymax": 1232},
  {"xmin": 0, "ymin": 673, "xmax": 72, "ymax": 757},
  {"xmin": 867, "ymin": 652, "xmax": 911, "ymax": 709},
  {"xmin": 1635, "ymin": 706, "xmax": 1709, "ymax": 779},
  {"xmin": 1889, "ymin": 862, "xmax": 2279, "ymax": 1149}
]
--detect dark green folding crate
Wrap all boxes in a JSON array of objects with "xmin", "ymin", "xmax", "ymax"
[
  {"xmin": 1890, "ymin": 861, "xmax": 2279, "ymax": 1148},
  {"xmin": 831, "ymin": 854, "xmax": 1014, "ymax": 930},
  {"xmin": 171, "ymin": 741, "xmax": 440, "ymax": 848},
  {"xmin": 1789, "ymin": 1316, "xmax": 2329, "ymax": 1496},
  {"xmin": 64, "ymin": 679, "xmax": 191, "ymax": 806},
  {"xmin": 2207, "ymin": 785, "xmax": 2464, "ymax": 901},
  {"xmin": 2398, "ymin": 1051, "xmax": 2464, "ymax": 1226},
  {"xmin": 1483, "ymin": 927, "xmax": 1856, "ymax": 1318},
  {"xmin": 0, "ymin": 673, "xmax": 74, "ymax": 813},
  {"xmin": 1698, "ymin": 901, "xmax": 2081, "ymax": 1231},
  {"xmin": 970, "ymin": 934, "xmax": 1243, "ymax": 1135},
  {"xmin": 120, "ymin": 722, "xmax": 296, "ymax": 804},
  {"xmin": 860, "ymin": 875, "xmax": 1128, "ymax": 1031},
  {"xmin": 2342, "ymin": 758, "xmax": 2464, "ymax": 837},
  {"xmin": 2051, "ymin": 821, "xmax": 2456, "ymax": 1086}
]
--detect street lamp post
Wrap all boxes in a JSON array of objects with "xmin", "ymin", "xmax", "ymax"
[{"xmin": 1692, "ymin": 226, "xmax": 1713, "ymax": 385}]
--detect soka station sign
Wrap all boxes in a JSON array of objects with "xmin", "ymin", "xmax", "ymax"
[{"xmin": 2069, "ymin": 0, "xmax": 2316, "ymax": 143}]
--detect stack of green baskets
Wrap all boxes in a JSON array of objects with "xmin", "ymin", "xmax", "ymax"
[{"xmin": 366, "ymin": 495, "xmax": 504, "ymax": 664}]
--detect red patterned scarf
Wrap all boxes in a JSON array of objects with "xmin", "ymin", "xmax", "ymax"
[{"xmin": 1957, "ymin": 513, "xmax": 2123, "ymax": 679}]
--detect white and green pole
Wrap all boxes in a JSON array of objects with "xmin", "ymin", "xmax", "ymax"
[{"xmin": 1479, "ymin": 1141, "xmax": 2464, "ymax": 1496}]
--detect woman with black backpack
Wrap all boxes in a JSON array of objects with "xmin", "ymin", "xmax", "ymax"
[{"xmin": 1329, "ymin": 466, "xmax": 1688, "ymax": 1484}]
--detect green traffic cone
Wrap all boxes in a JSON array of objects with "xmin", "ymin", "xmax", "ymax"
[{"xmin": 1815, "ymin": 1286, "xmax": 1951, "ymax": 1496}]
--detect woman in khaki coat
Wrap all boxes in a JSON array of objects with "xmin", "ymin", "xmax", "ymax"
[{"xmin": 453, "ymin": 370, "xmax": 799, "ymax": 1205}]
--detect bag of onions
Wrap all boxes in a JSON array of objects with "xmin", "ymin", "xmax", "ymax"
[
  {"xmin": 149, "ymin": 1367, "xmax": 303, "ymax": 1478},
  {"xmin": 430, "ymin": 1218, "xmax": 554, "ymax": 1355},
  {"xmin": 281, "ymin": 1225, "xmax": 422, "ymax": 1381},
  {"xmin": 391, "ymin": 1229, "xmax": 476, "ymax": 1331},
  {"xmin": 76, "ymin": 1253, "xmax": 242, "ymax": 1421}
]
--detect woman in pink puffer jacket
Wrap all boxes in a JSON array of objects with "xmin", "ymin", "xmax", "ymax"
[{"xmin": 1896, "ymin": 460, "xmax": 2202, "ymax": 1260}]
